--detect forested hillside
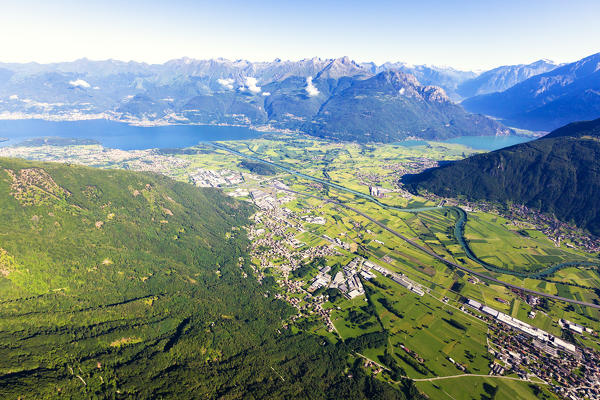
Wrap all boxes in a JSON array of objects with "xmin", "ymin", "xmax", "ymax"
[
  {"xmin": 403, "ymin": 118, "xmax": 600, "ymax": 236},
  {"xmin": 0, "ymin": 158, "xmax": 417, "ymax": 399}
]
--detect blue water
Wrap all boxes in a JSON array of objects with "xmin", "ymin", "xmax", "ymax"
[
  {"xmin": 441, "ymin": 135, "xmax": 533, "ymax": 151},
  {"xmin": 0, "ymin": 119, "xmax": 534, "ymax": 152},
  {"xmin": 0, "ymin": 119, "xmax": 265, "ymax": 150}
]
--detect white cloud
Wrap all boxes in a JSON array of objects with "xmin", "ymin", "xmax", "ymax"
[
  {"xmin": 398, "ymin": 87, "xmax": 406, "ymax": 95},
  {"xmin": 217, "ymin": 78, "xmax": 234, "ymax": 90},
  {"xmin": 69, "ymin": 79, "xmax": 91, "ymax": 88},
  {"xmin": 305, "ymin": 76, "xmax": 319, "ymax": 97},
  {"xmin": 262, "ymin": 92, "xmax": 271, "ymax": 96},
  {"xmin": 9, "ymin": 94, "xmax": 18, "ymax": 100},
  {"xmin": 244, "ymin": 77, "xmax": 261, "ymax": 94},
  {"xmin": 93, "ymin": 86, "xmax": 100, "ymax": 90}
]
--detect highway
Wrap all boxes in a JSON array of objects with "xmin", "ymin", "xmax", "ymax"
[
  {"xmin": 275, "ymin": 185, "xmax": 600, "ymax": 309},
  {"xmin": 211, "ymin": 142, "xmax": 600, "ymax": 309}
]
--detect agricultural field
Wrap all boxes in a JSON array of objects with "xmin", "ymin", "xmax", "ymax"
[
  {"xmin": 1, "ymin": 133, "xmax": 598, "ymax": 400},
  {"xmin": 464, "ymin": 212, "xmax": 593, "ymax": 274},
  {"xmin": 415, "ymin": 376, "xmax": 557, "ymax": 400}
]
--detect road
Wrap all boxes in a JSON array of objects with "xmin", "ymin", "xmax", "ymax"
[
  {"xmin": 214, "ymin": 142, "xmax": 599, "ymax": 276},
  {"xmin": 354, "ymin": 352, "xmax": 547, "ymax": 385},
  {"xmin": 275, "ymin": 185, "xmax": 600, "ymax": 309},
  {"xmin": 211, "ymin": 142, "xmax": 600, "ymax": 308}
]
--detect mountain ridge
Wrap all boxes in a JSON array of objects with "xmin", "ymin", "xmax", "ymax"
[
  {"xmin": 403, "ymin": 117, "xmax": 600, "ymax": 235},
  {"xmin": 306, "ymin": 70, "xmax": 511, "ymax": 141},
  {"xmin": 462, "ymin": 53, "xmax": 600, "ymax": 131},
  {"xmin": 456, "ymin": 59, "xmax": 558, "ymax": 98},
  {"xmin": 0, "ymin": 57, "xmax": 512, "ymax": 142}
]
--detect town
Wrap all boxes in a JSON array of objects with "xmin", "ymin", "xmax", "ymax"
[{"xmin": 463, "ymin": 298, "xmax": 600, "ymax": 400}]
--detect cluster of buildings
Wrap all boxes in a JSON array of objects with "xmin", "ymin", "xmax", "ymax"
[
  {"xmin": 489, "ymin": 320, "xmax": 599, "ymax": 400},
  {"xmin": 248, "ymin": 213, "xmax": 335, "ymax": 277},
  {"xmin": 465, "ymin": 298, "xmax": 577, "ymax": 354},
  {"xmin": 306, "ymin": 256, "xmax": 430, "ymax": 301},
  {"xmin": 190, "ymin": 168, "xmax": 243, "ymax": 188},
  {"xmin": 274, "ymin": 280, "xmax": 336, "ymax": 332},
  {"xmin": 463, "ymin": 298, "xmax": 600, "ymax": 399},
  {"xmin": 307, "ymin": 265, "xmax": 333, "ymax": 293},
  {"xmin": 335, "ymin": 258, "xmax": 367, "ymax": 298},
  {"xmin": 322, "ymin": 234, "xmax": 351, "ymax": 251},
  {"xmin": 308, "ymin": 258, "xmax": 368, "ymax": 299},
  {"xmin": 390, "ymin": 274, "xmax": 426, "ymax": 297},
  {"xmin": 560, "ymin": 319, "xmax": 594, "ymax": 335},
  {"xmin": 383, "ymin": 158, "xmax": 439, "ymax": 178},
  {"xmin": 301, "ymin": 215, "xmax": 326, "ymax": 225},
  {"xmin": 364, "ymin": 260, "xmax": 427, "ymax": 296},
  {"xmin": 249, "ymin": 187, "xmax": 295, "ymax": 210},
  {"xmin": 250, "ymin": 189, "xmax": 278, "ymax": 209},
  {"xmin": 355, "ymin": 160, "xmax": 434, "ymax": 200},
  {"xmin": 369, "ymin": 186, "xmax": 385, "ymax": 198},
  {"xmin": 506, "ymin": 203, "xmax": 600, "ymax": 253},
  {"xmin": 0, "ymin": 145, "xmax": 191, "ymax": 179}
]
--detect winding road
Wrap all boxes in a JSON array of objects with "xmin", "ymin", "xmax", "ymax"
[{"xmin": 212, "ymin": 142, "xmax": 600, "ymax": 309}]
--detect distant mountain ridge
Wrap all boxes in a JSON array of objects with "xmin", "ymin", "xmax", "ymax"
[
  {"xmin": 360, "ymin": 62, "xmax": 477, "ymax": 100},
  {"xmin": 0, "ymin": 56, "xmax": 512, "ymax": 142},
  {"xmin": 307, "ymin": 70, "xmax": 510, "ymax": 141},
  {"xmin": 462, "ymin": 53, "xmax": 600, "ymax": 131},
  {"xmin": 403, "ymin": 118, "xmax": 600, "ymax": 236},
  {"xmin": 456, "ymin": 59, "xmax": 558, "ymax": 98}
]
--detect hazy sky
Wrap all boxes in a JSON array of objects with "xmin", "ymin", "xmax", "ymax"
[{"xmin": 2, "ymin": 0, "xmax": 599, "ymax": 70}]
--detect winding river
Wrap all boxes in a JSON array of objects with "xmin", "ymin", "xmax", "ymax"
[{"xmin": 212, "ymin": 143, "xmax": 599, "ymax": 286}]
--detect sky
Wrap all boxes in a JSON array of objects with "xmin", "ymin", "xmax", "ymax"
[{"xmin": 1, "ymin": 0, "xmax": 599, "ymax": 71}]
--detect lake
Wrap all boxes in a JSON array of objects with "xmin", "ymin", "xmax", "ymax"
[
  {"xmin": 0, "ymin": 119, "xmax": 266, "ymax": 150},
  {"xmin": 0, "ymin": 119, "xmax": 535, "ymax": 151},
  {"xmin": 440, "ymin": 135, "xmax": 533, "ymax": 150}
]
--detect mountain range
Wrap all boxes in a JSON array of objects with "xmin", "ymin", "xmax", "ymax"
[
  {"xmin": 462, "ymin": 53, "xmax": 600, "ymax": 131},
  {"xmin": 403, "ymin": 118, "xmax": 600, "ymax": 236},
  {"xmin": 456, "ymin": 59, "xmax": 558, "ymax": 98},
  {"xmin": 1, "ymin": 53, "xmax": 599, "ymax": 140},
  {"xmin": 306, "ymin": 70, "xmax": 509, "ymax": 141},
  {"xmin": 0, "ymin": 57, "xmax": 516, "ymax": 142}
]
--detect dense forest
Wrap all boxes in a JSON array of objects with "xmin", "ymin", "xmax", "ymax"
[
  {"xmin": 403, "ymin": 118, "xmax": 600, "ymax": 236},
  {"xmin": 0, "ymin": 158, "xmax": 418, "ymax": 399}
]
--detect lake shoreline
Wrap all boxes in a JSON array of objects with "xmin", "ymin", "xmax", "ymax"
[
  {"xmin": 0, "ymin": 118, "xmax": 533, "ymax": 152},
  {"xmin": 0, "ymin": 119, "xmax": 269, "ymax": 150}
]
